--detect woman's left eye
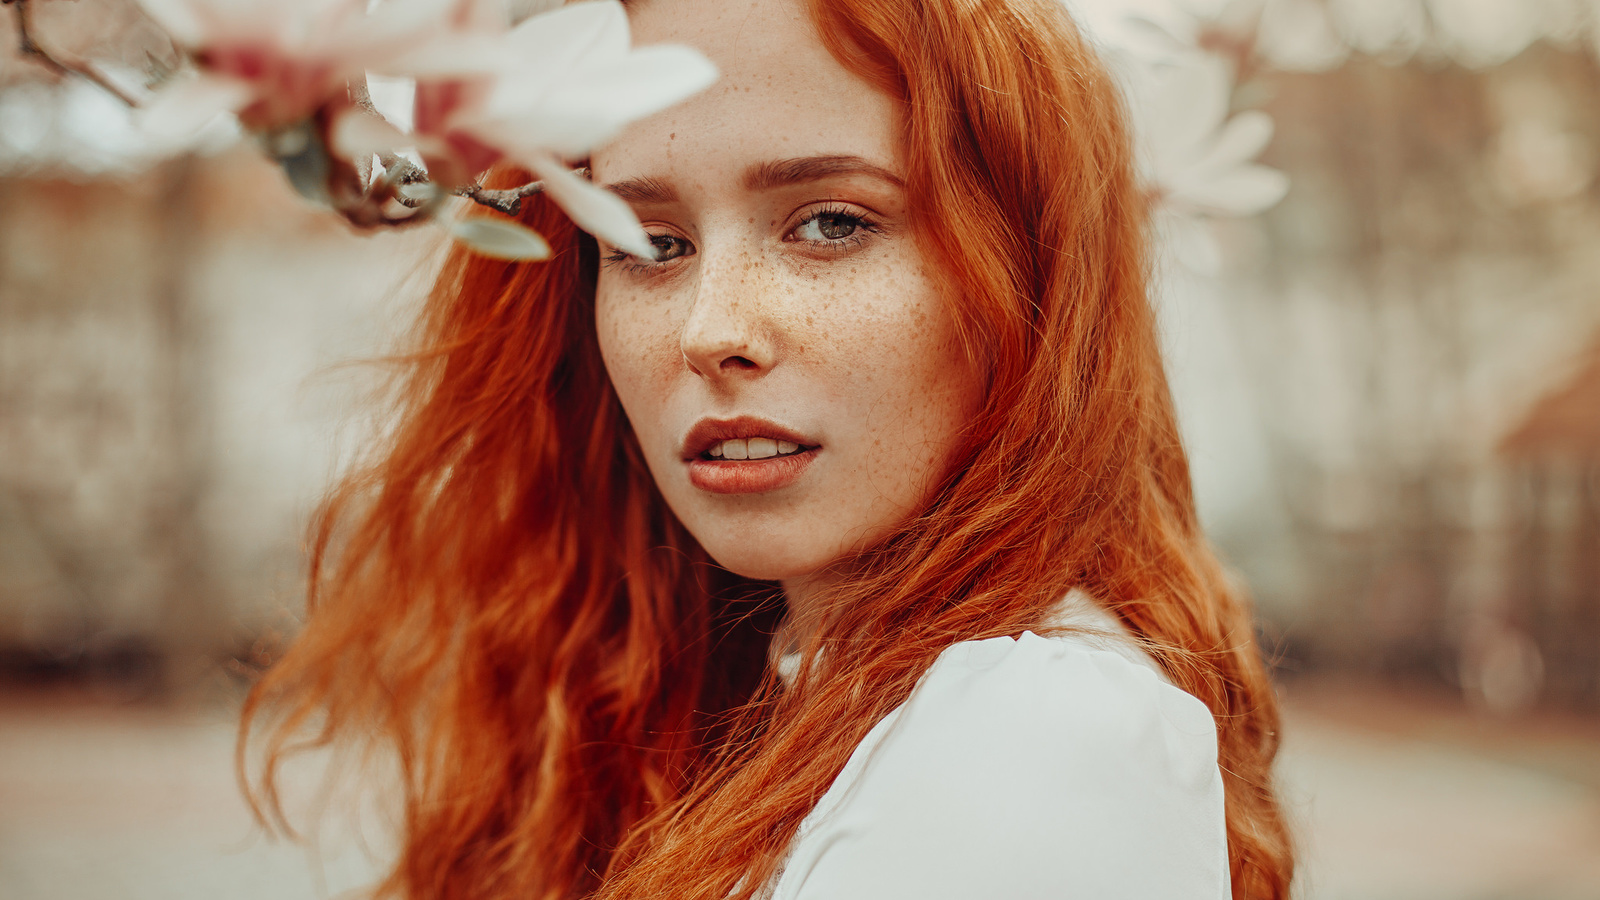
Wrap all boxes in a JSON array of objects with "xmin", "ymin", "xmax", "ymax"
[{"xmin": 788, "ymin": 207, "xmax": 880, "ymax": 249}]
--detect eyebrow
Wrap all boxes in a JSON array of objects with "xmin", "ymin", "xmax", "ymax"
[
  {"xmin": 743, "ymin": 155, "xmax": 905, "ymax": 192},
  {"xmin": 605, "ymin": 175, "xmax": 679, "ymax": 205},
  {"xmin": 602, "ymin": 155, "xmax": 904, "ymax": 206}
]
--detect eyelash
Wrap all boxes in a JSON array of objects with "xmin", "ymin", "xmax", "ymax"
[{"xmin": 601, "ymin": 204, "xmax": 883, "ymax": 276}]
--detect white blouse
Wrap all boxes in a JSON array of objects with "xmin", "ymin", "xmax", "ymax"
[{"xmin": 765, "ymin": 596, "xmax": 1230, "ymax": 899}]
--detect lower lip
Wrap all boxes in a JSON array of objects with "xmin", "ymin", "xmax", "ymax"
[{"xmin": 687, "ymin": 449, "xmax": 818, "ymax": 494}]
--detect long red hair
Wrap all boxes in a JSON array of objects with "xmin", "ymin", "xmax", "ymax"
[{"xmin": 242, "ymin": 0, "xmax": 1295, "ymax": 897}]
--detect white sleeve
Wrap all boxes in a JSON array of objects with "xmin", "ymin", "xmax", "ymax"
[{"xmin": 770, "ymin": 632, "xmax": 1231, "ymax": 900}]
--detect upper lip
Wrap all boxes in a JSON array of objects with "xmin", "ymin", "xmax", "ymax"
[{"xmin": 682, "ymin": 416, "xmax": 819, "ymax": 460}]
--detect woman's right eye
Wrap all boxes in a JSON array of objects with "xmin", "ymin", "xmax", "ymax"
[
  {"xmin": 603, "ymin": 233, "xmax": 695, "ymax": 275},
  {"xmin": 650, "ymin": 234, "xmax": 694, "ymax": 262}
]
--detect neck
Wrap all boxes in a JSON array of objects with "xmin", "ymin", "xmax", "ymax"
[{"xmin": 777, "ymin": 569, "xmax": 840, "ymax": 653}]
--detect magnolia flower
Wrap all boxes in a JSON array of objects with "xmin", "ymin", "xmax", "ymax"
[
  {"xmin": 1134, "ymin": 54, "xmax": 1288, "ymax": 271},
  {"xmin": 1067, "ymin": 0, "xmax": 1290, "ymax": 272},
  {"xmin": 133, "ymin": 0, "xmax": 470, "ymax": 136},
  {"xmin": 1127, "ymin": 54, "xmax": 1288, "ymax": 219},
  {"xmin": 342, "ymin": 0, "xmax": 717, "ymax": 258}
]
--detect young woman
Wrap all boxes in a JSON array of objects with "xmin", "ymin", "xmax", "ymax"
[{"xmin": 243, "ymin": 0, "xmax": 1295, "ymax": 897}]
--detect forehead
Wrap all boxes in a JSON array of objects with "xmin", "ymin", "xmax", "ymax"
[{"xmin": 594, "ymin": 0, "xmax": 900, "ymax": 185}]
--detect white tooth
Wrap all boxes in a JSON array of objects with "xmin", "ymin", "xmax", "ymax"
[
  {"xmin": 722, "ymin": 439, "xmax": 749, "ymax": 460},
  {"xmin": 747, "ymin": 437, "xmax": 778, "ymax": 459},
  {"xmin": 777, "ymin": 440, "xmax": 798, "ymax": 454},
  {"xmin": 709, "ymin": 443, "xmax": 724, "ymax": 458}
]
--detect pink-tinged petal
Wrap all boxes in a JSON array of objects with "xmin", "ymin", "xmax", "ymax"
[
  {"xmin": 1170, "ymin": 163, "xmax": 1289, "ymax": 217},
  {"xmin": 137, "ymin": 74, "xmax": 251, "ymax": 139},
  {"xmin": 417, "ymin": 130, "xmax": 503, "ymax": 188},
  {"xmin": 527, "ymin": 154, "xmax": 653, "ymax": 258},
  {"xmin": 446, "ymin": 216, "xmax": 552, "ymax": 260},
  {"xmin": 447, "ymin": 129, "xmax": 505, "ymax": 173},
  {"xmin": 413, "ymin": 80, "xmax": 472, "ymax": 135}
]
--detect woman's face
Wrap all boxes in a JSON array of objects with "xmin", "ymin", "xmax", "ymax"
[{"xmin": 590, "ymin": 0, "xmax": 984, "ymax": 594}]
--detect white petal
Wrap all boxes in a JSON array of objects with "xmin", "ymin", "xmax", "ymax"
[
  {"xmin": 363, "ymin": 0, "xmax": 457, "ymax": 34},
  {"xmin": 1429, "ymin": 0, "xmax": 1540, "ymax": 68},
  {"xmin": 1137, "ymin": 54, "xmax": 1231, "ymax": 179},
  {"xmin": 137, "ymin": 75, "xmax": 251, "ymax": 139},
  {"xmin": 539, "ymin": 44, "xmax": 718, "ymax": 133},
  {"xmin": 330, "ymin": 107, "xmax": 407, "ymax": 157},
  {"xmin": 466, "ymin": 113, "xmax": 610, "ymax": 162},
  {"xmin": 133, "ymin": 0, "xmax": 207, "ymax": 46},
  {"xmin": 364, "ymin": 73, "xmax": 416, "ymax": 132},
  {"xmin": 450, "ymin": 0, "xmax": 513, "ymax": 30},
  {"xmin": 1328, "ymin": 0, "xmax": 1427, "ymax": 58},
  {"xmin": 1198, "ymin": 110, "xmax": 1275, "ymax": 170},
  {"xmin": 480, "ymin": 44, "xmax": 718, "ymax": 157},
  {"xmin": 1155, "ymin": 209, "xmax": 1223, "ymax": 275},
  {"xmin": 527, "ymin": 155, "xmax": 653, "ymax": 258},
  {"xmin": 1258, "ymin": 0, "xmax": 1350, "ymax": 72},
  {"xmin": 382, "ymin": 35, "xmax": 518, "ymax": 77},
  {"xmin": 346, "ymin": 0, "xmax": 462, "ymax": 62},
  {"xmin": 446, "ymin": 216, "xmax": 552, "ymax": 260},
  {"xmin": 508, "ymin": 0, "xmax": 564, "ymax": 23},
  {"xmin": 1171, "ymin": 163, "xmax": 1290, "ymax": 216},
  {"xmin": 498, "ymin": 0, "xmax": 630, "ymax": 91}
]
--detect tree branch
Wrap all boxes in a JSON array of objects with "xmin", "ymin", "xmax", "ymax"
[
  {"xmin": 456, "ymin": 179, "xmax": 546, "ymax": 216},
  {"xmin": 453, "ymin": 168, "xmax": 586, "ymax": 216},
  {"xmin": 5, "ymin": 0, "xmax": 141, "ymax": 107}
]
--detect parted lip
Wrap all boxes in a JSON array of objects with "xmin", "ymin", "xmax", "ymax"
[{"xmin": 681, "ymin": 416, "xmax": 819, "ymax": 460}]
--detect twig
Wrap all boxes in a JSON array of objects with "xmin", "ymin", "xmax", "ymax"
[
  {"xmin": 455, "ymin": 180, "xmax": 546, "ymax": 216},
  {"xmin": 454, "ymin": 168, "xmax": 585, "ymax": 216},
  {"xmin": 5, "ymin": 0, "xmax": 141, "ymax": 107}
]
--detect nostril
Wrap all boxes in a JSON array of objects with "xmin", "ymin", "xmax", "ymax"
[{"xmin": 720, "ymin": 355, "xmax": 759, "ymax": 371}]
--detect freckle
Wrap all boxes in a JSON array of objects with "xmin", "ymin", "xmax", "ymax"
[{"xmin": 748, "ymin": 217, "xmax": 755, "ymax": 224}]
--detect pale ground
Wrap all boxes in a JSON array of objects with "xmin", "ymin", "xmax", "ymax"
[{"xmin": 2, "ymin": 678, "xmax": 1598, "ymax": 900}]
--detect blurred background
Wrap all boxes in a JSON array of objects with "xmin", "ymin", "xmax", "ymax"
[{"xmin": 2, "ymin": 0, "xmax": 1599, "ymax": 897}]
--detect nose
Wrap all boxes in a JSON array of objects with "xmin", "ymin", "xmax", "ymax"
[{"xmin": 679, "ymin": 251, "xmax": 778, "ymax": 382}]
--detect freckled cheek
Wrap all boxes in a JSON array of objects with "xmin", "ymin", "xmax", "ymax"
[
  {"xmin": 815, "ymin": 261, "xmax": 957, "ymax": 389},
  {"xmin": 855, "ymin": 272, "xmax": 978, "ymax": 449},
  {"xmin": 595, "ymin": 294, "xmax": 683, "ymax": 419}
]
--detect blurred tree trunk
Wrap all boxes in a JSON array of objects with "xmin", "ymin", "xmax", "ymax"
[{"xmin": 149, "ymin": 154, "xmax": 225, "ymax": 700}]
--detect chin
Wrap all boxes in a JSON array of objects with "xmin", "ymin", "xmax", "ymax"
[
  {"xmin": 681, "ymin": 516, "xmax": 833, "ymax": 582},
  {"xmin": 698, "ymin": 540, "xmax": 825, "ymax": 583},
  {"xmin": 686, "ymin": 510, "xmax": 886, "ymax": 585}
]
